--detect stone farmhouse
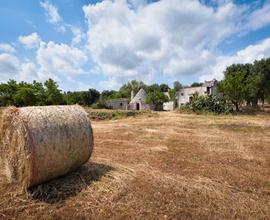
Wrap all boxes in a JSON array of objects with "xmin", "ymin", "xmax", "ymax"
[
  {"xmin": 105, "ymin": 98, "xmax": 129, "ymax": 110},
  {"xmin": 176, "ymin": 79, "xmax": 218, "ymax": 106},
  {"xmin": 105, "ymin": 79, "xmax": 218, "ymax": 110},
  {"xmin": 107, "ymin": 88, "xmax": 172, "ymax": 111},
  {"xmin": 105, "ymin": 88, "xmax": 151, "ymax": 110},
  {"xmin": 129, "ymin": 88, "xmax": 151, "ymax": 110}
]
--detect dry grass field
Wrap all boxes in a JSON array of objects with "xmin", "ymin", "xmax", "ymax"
[{"xmin": 0, "ymin": 109, "xmax": 270, "ymax": 219}]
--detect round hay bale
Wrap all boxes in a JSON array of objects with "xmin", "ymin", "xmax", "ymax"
[{"xmin": 0, "ymin": 105, "xmax": 93, "ymax": 188}]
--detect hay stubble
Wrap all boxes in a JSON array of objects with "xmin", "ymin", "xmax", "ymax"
[{"xmin": 0, "ymin": 110, "xmax": 270, "ymax": 219}]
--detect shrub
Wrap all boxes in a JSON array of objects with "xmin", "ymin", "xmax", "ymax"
[
  {"xmin": 180, "ymin": 94, "xmax": 233, "ymax": 114},
  {"xmin": 87, "ymin": 110, "xmax": 141, "ymax": 121},
  {"xmin": 88, "ymin": 111, "xmax": 113, "ymax": 120},
  {"xmin": 91, "ymin": 102, "xmax": 108, "ymax": 109}
]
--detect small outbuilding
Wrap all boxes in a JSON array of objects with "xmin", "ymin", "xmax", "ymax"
[
  {"xmin": 129, "ymin": 88, "xmax": 151, "ymax": 110},
  {"xmin": 105, "ymin": 98, "xmax": 129, "ymax": 110},
  {"xmin": 163, "ymin": 101, "xmax": 175, "ymax": 111},
  {"xmin": 163, "ymin": 91, "xmax": 176, "ymax": 111}
]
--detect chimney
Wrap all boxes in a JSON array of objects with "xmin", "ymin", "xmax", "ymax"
[{"xmin": 131, "ymin": 90, "xmax": 134, "ymax": 100}]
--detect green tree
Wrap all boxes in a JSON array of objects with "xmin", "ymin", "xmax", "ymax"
[
  {"xmin": 14, "ymin": 87, "xmax": 37, "ymax": 106},
  {"xmin": 0, "ymin": 80, "xmax": 19, "ymax": 106},
  {"xmin": 220, "ymin": 62, "xmax": 266, "ymax": 109},
  {"xmin": 252, "ymin": 58, "xmax": 270, "ymax": 105},
  {"xmin": 168, "ymin": 89, "xmax": 176, "ymax": 101},
  {"xmin": 218, "ymin": 68, "xmax": 246, "ymax": 111},
  {"xmin": 147, "ymin": 84, "xmax": 160, "ymax": 93},
  {"xmin": 173, "ymin": 81, "xmax": 182, "ymax": 91},
  {"xmin": 160, "ymin": 84, "xmax": 170, "ymax": 92},
  {"xmin": 101, "ymin": 90, "xmax": 119, "ymax": 100},
  {"xmin": 190, "ymin": 82, "xmax": 203, "ymax": 87},
  {"xmin": 0, "ymin": 83, "xmax": 12, "ymax": 106},
  {"xmin": 32, "ymin": 81, "xmax": 46, "ymax": 106},
  {"xmin": 118, "ymin": 80, "xmax": 145, "ymax": 99},
  {"xmin": 64, "ymin": 91, "xmax": 83, "ymax": 105},
  {"xmin": 44, "ymin": 79, "xmax": 64, "ymax": 105},
  {"xmin": 146, "ymin": 84, "xmax": 169, "ymax": 105},
  {"xmin": 81, "ymin": 89, "xmax": 100, "ymax": 105},
  {"xmin": 146, "ymin": 91, "xmax": 169, "ymax": 105}
]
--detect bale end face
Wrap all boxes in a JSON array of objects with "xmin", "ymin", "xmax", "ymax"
[
  {"xmin": 0, "ymin": 107, "xmax": 32, "ymax": 189},
  {"xmin": 0, "ymin": 105, "xmax": 93, "ymax": 189}
]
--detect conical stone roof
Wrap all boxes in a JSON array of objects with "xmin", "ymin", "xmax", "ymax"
[{"xmin": 130, "ymin": 88, "xmax": 147, "ymax": 104}]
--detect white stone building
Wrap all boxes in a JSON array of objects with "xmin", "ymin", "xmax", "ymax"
[
  {"xmin": 177, "ymin": 79, "xmax": 218, "ymax": 106},
  {"xmin": 105, "ymin": 98, "xmax": 129, "ymax": 110},
  {"xmin": 163, "ymin": 101, "xmax": 175, "ymax": 111},
  {"xmin": 129, "ymin": 88, "xmax": 151, "ymax": 110},
  {"xmin": 163, "ymin": 91, "xmax": 175, "ymax": 111}
]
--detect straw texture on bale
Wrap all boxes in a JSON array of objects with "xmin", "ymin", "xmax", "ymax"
[{"xmin": 0, "ymin": 105, "xmax": 93, "ymax": 188}]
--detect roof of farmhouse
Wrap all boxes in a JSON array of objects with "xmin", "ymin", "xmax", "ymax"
[
  {"xmin": 106, "ymin": 98, "xmax": 129, "ymax": 103},
  {"xmin": 203, "ymin": 79, "xmax": 217, "ymax": 87},
  {"xmin": 181, "ymin": 79, "xmax": 217, "ymax": 90},
  {"xmin": 130, "ymin": 88, "xmax": 147, "ymax": 104}
]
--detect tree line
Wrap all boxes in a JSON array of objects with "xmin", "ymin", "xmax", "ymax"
[
  {"xmin": 0, "ymin": 57, "xmax": 269, "ymax": 111},
  {"xmin": 0, "ymin": 79, "xmax": 100, "ymax": 107},
  {"xmin": 219, "ymin": 57, "xmax": 270, "ymax": 111},
  {"xmin": 0, "ymin": 78, "xmax": 183, "ymax": 107}
]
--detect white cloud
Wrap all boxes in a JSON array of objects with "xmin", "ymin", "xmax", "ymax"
[
  {"xmin": 40, "ymin": 1, "xmax": 62, "ymax": 24},
  {"xmin": 63, "ymin": 76, "xmax": 95, "ymax": 91},
  {"xmin": 0, "ymin": 39, "xmax": 89, "ymax": 90},
  {"xmin": 245, "ymin": 2, "xmax": 270, "ymax": 31},
  {"xmin": 0, "ymin": 54, "xmax": 20, "ymax": 80},
  {"xmin": 0, "ymin": 54, "xmax": 39, "ymax": 82},
  {"xmin": 0, "ymin": 41, "xmax": 88, "ymax": 86},
  {"xmin": 200, "ymin": 37, "xmax": 270, "ymax": 81},
  {"xmin": 40, "ymin": 1, "xmax": 68, "ymax": 33},
  {"xmin": 19, "ymin": 62, "xmax": 39, "ymax": 81},
  {"xmin": 70, "ymin": 26, "xmax": 84, "ymax": 45},
  {"xmin": 0, "ymin": 44, "xmax": 15, "ymax": 53},
  {"xmin": 83, "ymin": 0, "xmax": 270, "ymax": 87},
  {"xmin": 18, "ymin": 32, "xmax": 41, "ymax": 49},
  {"xmin": 37, "ymin": 41, "xmax": 88, "ymax": 77},
  {"xmin": 99, "ymin": 78, "xmax": 122, "ymax": 90},
  {"xmin": 57, "ymin": 25, "xmax": 67, "ymax": 33},
  {"xmin": 127, "ymin": 0, "xmax": 146, "ymax": 9},
  {"xmin": 39, "ymin": 0, "xmax": 85, "ymax": 41}
]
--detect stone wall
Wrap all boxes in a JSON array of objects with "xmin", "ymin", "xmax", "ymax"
[
  {"xmin": 163, "ymin": 101, "xmax": 175, "ymax": 111},
  {"xmin": 106, "ymin": 100, "xmax": 129, "ymax": 110},
  {"xmin": 128, "ymin": 101, "xmax": 151, "ymax": 110},
  {"xmin": 177, "ymin": 83, "xmax": 218, "ymax": 106},
  {"xmin": 178, "ymin": 86, "xmax": 207, "ymax": 105}
]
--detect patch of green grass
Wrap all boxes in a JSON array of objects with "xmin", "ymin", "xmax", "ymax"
[{"xmin": 84, "ymin": 108, "xmax": 153, "ymax": 121}]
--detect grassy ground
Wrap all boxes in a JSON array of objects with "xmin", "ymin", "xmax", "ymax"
[
  {"xmin": 0, "ymin": 109, "xmax": 270, "ymax": 219},
  {"xmin": 84, "ymin": 107, "xmax": 156, "ymax": 121}
]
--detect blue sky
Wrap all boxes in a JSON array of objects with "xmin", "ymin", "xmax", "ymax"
[{"xmin": 0, "ymin": 0, "xmax": 270, "ymax": 91}]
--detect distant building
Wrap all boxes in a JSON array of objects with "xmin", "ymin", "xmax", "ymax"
[
  {"xmin": 163, "ymin": 101, "xmax": 175, "ymax": 111},
  {"xmin": 163, "ymin": 91, "xmax": 175, "ymax": 111},
  {"xmin": 177, "ymin": 79, "xmax": 218, "ymax": 106},
  {"xmin": 129, "ymin": 88, "xmax": 151, "ymax": 110},
  {"xmin": 105, "ymin": 98, "xmax": 129, "ymax": 110}
]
